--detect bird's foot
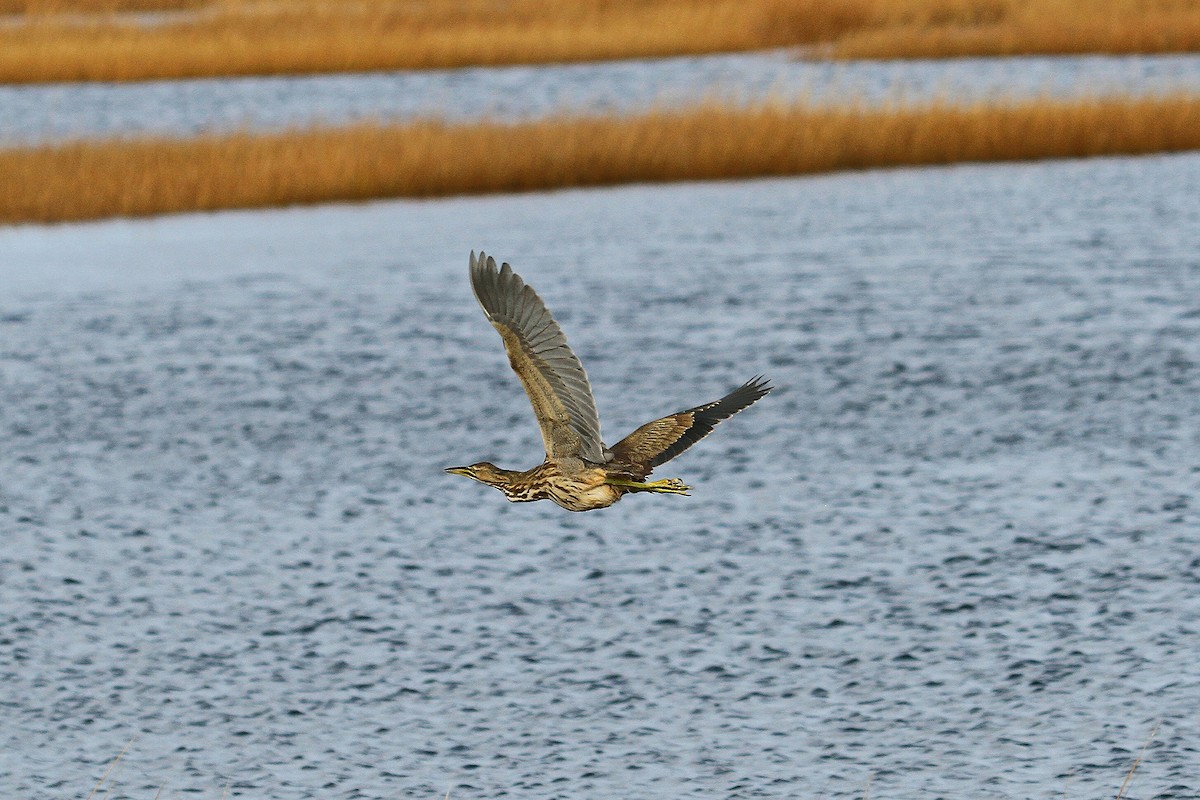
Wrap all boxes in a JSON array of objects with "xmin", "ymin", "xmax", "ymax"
[
  {"xmin": 647, "ymin": 477, "xmax": 691, "ymax": 495},
  {"xmin": 607, "ymin": 476, "xmax": 691, "ymax": 496}
]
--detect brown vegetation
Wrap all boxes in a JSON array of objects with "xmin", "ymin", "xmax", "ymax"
[
  {"xmin": 0, "ymin": 0, "xmax": 201, "ymax": 13},
  {"xmin": 0, "ymin": 0, "xmax": 868, "ymax": 83},
  {"xmin": 830, "ymin": 0, "xmax": 1200, "ymax": 59},
  {"xmin": 2, "ymin": 0, "xmax": 1200, "ymax": 83},
  {"xmin": 3, "ymin": 93, "xmax": 1199, "ymax": 224}
]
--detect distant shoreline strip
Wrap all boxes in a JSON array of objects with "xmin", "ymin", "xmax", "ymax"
[
  {"xmin": 3, "ymin": 94, "xmax": 1199, "ymax": 224},
  {"xmin": 4, "ymin": 0, "xmax": 1200, "ymax": 84}
]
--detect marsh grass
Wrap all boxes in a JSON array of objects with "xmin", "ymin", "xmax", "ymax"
[
  {"xmin": 830, "ymin": 0, "xmax": 1200, "ymax": 59},
  {"xmin": 87, "ymin": 736, "xmax": 136, "ymax": 800},
  {"xmin": 0, "ymin": 0, "xmax": 868, "ymax": 82},
  {"xmin": 3, "ymin": 0, "xmax": 1200, "ymax": 83},
  {"xmin": 1115, "ymin": 721, "xmax": 1160, "ymax": 800},
  {"xmin": 4, "ymin": 93, "xmax": 1200, "ymax": 223},
  {"xmin": 0, "ymin": 0, "xmax": 199, "ymax": 11}
]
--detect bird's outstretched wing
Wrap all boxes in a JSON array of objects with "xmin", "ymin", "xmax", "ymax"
[
  {"xmin": 469, "ymin": 251, "xmax": 606, "ymax": 463},
  {"xmin": 611, "ymin": 377, "xmax": 771, "ymax": 473}
]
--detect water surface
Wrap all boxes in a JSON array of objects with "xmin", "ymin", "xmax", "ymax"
[
  {"xmin": 5, "ymin": 51, "xmax": 1200, "ymax": 144},
  {"xmin": 1, "ymin": 154, "xmax": 1198, "ymax": 797}
]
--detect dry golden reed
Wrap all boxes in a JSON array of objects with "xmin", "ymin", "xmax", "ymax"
[
  {"xmin": 3, "ymin": 93, "xmax": 1199, "ymax": 224},
  {"xmin": 0, "ymin": 0, "xmax": 863, "ymax": 82},
  {"xmin": 4, "ymin": 0, "xmax": 1200, "ymax": 83},
  {"xmin": 0, "ymin": 0, "xmax": 197, "ymax": 11},
  {"xmin": 830, "ymin": 0, "xmax": 1200, "ymax": 59}
]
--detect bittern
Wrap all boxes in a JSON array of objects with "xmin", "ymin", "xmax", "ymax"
[{"xmin": 446, "ymin": 251, "xmax": 770, "ymax": 512}]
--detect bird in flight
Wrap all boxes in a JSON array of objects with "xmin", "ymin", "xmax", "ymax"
[{"xmin": 446, "ymin": 252, "xmax": 770, "ymax": 511}]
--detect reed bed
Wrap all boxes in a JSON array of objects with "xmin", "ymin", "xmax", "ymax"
[
  {"xmin": 0, "ymin": 0, "xmax": 873, "ymax": 82},
  {"xmin": 4, "ymin": 93, "xmax": 1199, "ymax": 224},
  {"xmin": 0, "ymin": 0, "xmax": 198, "ymax": 11},
  {"xmin": 4, "ymin": 0, "xmax": 1200, "ymax": 83},
  {"xmin": 831, "ymin": 0, "xmax": 1200, "ymax": 59}
]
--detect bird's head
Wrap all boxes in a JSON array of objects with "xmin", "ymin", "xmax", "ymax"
[{"xmin": 445, "ymin": 462, "xmax": 510, "ymax": 488}]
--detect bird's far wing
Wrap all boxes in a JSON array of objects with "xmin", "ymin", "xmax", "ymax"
[
  {"xmin": 611, "ymin": 377, "xmax": 771, "ymax": 473},
  {"xmin": 469, "ymin": 251, "xmax": 605, "ymax": 462}
]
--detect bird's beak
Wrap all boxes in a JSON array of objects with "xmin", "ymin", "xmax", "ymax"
[{"xmin": 445, "ymin": 466, "xmax": 472, "ymax": 477}]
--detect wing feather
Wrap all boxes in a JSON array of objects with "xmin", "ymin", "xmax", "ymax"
[
  {"xmin": 470, "ymin": 251, "xmax": 606, "ymax": 462},
  {"xmin": 611, "ymin": 377, "xmax": 771, "ymax": 475}
]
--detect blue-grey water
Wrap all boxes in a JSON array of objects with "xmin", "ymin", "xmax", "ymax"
[
  {"xmin": 2, "ymin": 153, "xmax": 1199, "ymax": 798},
  {"xmin": 4, "ymin": 51, "xmax": 1200, "ymax": 144}
]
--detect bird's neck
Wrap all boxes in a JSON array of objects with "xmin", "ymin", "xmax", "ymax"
[{"xmin": 495, "ymin": 463, "xmax": 554, "ymax": 502}]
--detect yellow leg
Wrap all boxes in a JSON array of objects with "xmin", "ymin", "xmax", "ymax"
[{"xmin": 605, "ymin": 476, "xmax": 691, "ymax": 496}]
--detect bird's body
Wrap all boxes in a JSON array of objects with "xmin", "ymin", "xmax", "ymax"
[
  {"xmin": 446, "ymin": 252, "xmax": 770, "ymax": 511},
  {"xmin": 462, "ymin": 460, "xmax": 622, "ymax": 512}
]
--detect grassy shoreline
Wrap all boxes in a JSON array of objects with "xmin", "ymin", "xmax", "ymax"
[
  {"xmin": 3, "ymin": 0, "xmax": 1200, "ymax": 83},
  {"xmin": 4, "ymin": 93, "xmax": 1200, "ymax": 224}
]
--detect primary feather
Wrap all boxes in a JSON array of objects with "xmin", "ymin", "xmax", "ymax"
[
  {"xmin": 469, "ymin": 251, "xmax": 606, "ymax": 463},
  {"xmin": 610, "ymin": 377, "xmax": 772, "ymax": 477}
]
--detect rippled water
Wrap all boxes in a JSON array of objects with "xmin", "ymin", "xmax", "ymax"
[
  {"xmin": 2, "ymin": 154, "xmax": 1199, "ymax": 798},
  {"xmin": 5, "ymin": 51, "xmax": 1200, "ymax": 144}
]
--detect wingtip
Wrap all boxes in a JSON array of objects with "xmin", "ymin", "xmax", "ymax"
[
  {"xmin": 745, "ymin": 375, "xmax": 773, "ymax": 395},
  {"xmin": 469, "ymin": 249, "xmax": 486, "ymax": 278},
  {"xmin": 468, "ymin": 249, "xmax": 516, "ymax": 280},
  {"xmin": 471, "ymin": 250, "xmax": 497, "ymax": 271}
]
